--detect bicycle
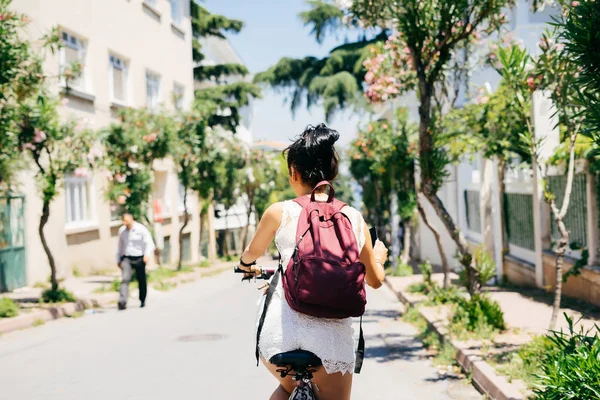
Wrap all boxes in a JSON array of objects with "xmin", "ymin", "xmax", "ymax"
[{"xmin": 235, "ymin": 266, "xmax": 321, "ymax": 400}]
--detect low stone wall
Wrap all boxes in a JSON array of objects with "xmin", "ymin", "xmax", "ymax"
[
  {"xmin": 543, "ymin": 252, "xmax": 600, "ymax": 307},
  {"xmin": 504, "ymin": 255, "xmax": 537, "ymax": 288}
]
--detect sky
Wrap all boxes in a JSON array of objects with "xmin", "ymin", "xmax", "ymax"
[{"xmin": 204, "ymin": 0, "xmax": 363, "ymax": 149}]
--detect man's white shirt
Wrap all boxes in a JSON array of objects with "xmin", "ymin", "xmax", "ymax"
[{"xmin": 116, "ymin": 222, "xmax": 155, "ymax": 262}]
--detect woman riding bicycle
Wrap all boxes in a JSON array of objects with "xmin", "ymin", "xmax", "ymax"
[{"xmin": 238, "ymin": 124, "xmax": 388, "ymax": 400}]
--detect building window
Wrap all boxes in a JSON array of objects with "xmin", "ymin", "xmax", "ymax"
[
  {"xmin": 146, "ymin": 72, "xmax": 161, "ymax": 111},
  {"xmin": 173, "ymin": 83, "xmax": 185, "ymax": 110},
  {"xmin": 170, "ymin": 0, "xmax": 182, "ymax": 25},
  {"xmin": 109, "ymin": 55, "xmax": 128, "ymax": 104},
  {"xmin": 60, "ymin": 31, "xmax": 87, "ymax": 92},
  {"xmin": 65, "ymin": 175, "xmax": 94, "ymax": 227}
]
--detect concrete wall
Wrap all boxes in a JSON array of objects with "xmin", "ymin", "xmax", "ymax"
[
  {"xmin": 543, "ymin": 253, "xmax": 600, "ymax": 307},
  {"xmin": 11, "ymin": 0, "xmax": 197, "ymax": 285},
  {"xmin": 504, "ymin": 256, "xmax": 537, "ymax": 288}
]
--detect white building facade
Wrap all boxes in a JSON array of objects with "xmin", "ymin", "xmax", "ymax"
[{"xmin": 8, "ymin": 0, "xmax": 198, "ymax": 288}]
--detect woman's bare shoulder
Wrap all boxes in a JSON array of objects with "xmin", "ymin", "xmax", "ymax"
[{"xmin": 262, "ymin": 202, "xmax": 285, "ymax": 223}]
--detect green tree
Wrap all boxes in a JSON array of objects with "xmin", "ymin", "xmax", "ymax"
[
  {"xmin": 19, "ymin": 97, "xmax": 97, "ymax": 296},
  {"xmin": 254, "ymin": 0, "xmax": 388, "ymax": 120},
  {"xmin": 240, "ymin": 148, "xmax": 281, "ymax": 248},
  {"xmin": 561, "ymin": 0, "xmax": 600, "ymax": 158},
  {"xmin": 353, "ymin": 0, "xmax": 513, "ymax": 295},
  {"xmin": 494, "ymin": 20, "xmax": 585, "ymax": 329},
  {"xmin": 443, "ymin": 83, "xmax": 530, "ymax": 265},
  {"xmin": 102, "ymin": 108, "xmax": 175, "ymax": 264},
  {"xmin": 1, "ymin": 8, "xmax": 94, "ymax": 298},
  {"xmin": 348, "ymin": 108, "xmax": 425, "ymax": 269},
  {"xmin": 191, "ymin": 1, "xmax": 261, "ymax": 131},
  {"xmin": 0, "ymin": 2, "xmax": 54, "ymax": 189},
  {"xmin": 212, "ymin": 136, "xmax": 247, "ymax": 256},
  {"xmin": 171, "ymin": 111, "xmax": 207, "ymax": 269}
]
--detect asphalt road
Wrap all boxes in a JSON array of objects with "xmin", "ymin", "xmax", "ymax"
[{"xmin": 0, "ymin": 268, "xmax": 482, "ymax": 399}]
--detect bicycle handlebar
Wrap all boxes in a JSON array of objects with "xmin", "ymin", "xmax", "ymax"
[{"xmin": 233, "ymin": 266, "xmax": 275, "ymax": 282}]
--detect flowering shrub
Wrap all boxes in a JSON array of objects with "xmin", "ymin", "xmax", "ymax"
[{"xmin": 102, "ymin": 107, "xmax": 175, "ymax": 221}]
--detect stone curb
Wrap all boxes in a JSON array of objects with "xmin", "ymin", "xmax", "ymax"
[
  {"xmin": 384, "ymin": 278, "xmax": 525, "ymax": 400},
  {"xmin": 0, "ymin": 264, "xmax": 230, "ymax": 336}
]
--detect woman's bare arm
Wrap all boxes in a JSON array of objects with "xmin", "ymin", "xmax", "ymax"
[
  {"xmin": 360, "ymin": 222, "xmax": 387, "ymax": 289},
  {"xmin": 238, "ymin": 202, "xmax": 283, "ymax": 270}
]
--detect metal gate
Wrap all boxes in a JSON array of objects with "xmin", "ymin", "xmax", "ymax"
[{"xmin": 0, "ymin": 195, "xmax": 26, "ymax": 292}]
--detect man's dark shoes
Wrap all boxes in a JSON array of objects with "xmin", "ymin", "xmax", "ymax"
[
  {"xmin": 118, "ymin": 302, "xmax": 126, "ymax": 311},
  {"xmin": 140, "ymin": 301, "xmax": 145, "ymax": 308}
]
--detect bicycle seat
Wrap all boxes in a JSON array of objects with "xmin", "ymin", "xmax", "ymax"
[{"xmin": 269, "ymin": 350, "xmax": 322, "ymax": 368}]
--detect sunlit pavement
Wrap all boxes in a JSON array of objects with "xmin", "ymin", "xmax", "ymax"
[{"xmin": 0, "ymin": 267, "xmax": 482, "ymax": 400}]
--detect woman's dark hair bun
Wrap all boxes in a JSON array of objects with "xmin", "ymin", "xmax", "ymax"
[
  {"xmin": 284, "ymin": 123, "xmax": 340, "ymax": 188},
  {"xmin": 301, "ymin": 123, "xmax": 340, "ymax": 150}
]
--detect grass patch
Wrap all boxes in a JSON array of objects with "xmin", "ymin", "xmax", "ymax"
[
  {"xmin": 41, "ymin": 288, "xmax": 76, "ymax": 303},
  {"xmin": 199, "ymin": 260, "xmax": 211, "ymax": 268},
  {"xmin": 32, "ymin": 318, "xmax": 45, "ymax": 327},
  {"xmin": 66, "ymin": 311, "xmax": 85, "ymax": 319},
  {"xmin": 72, "ymin": 266, "xmax": 82, "ymax": 278},
  {"xmin": 433, "ymin": 341, "xmax": 457, "ymax": 367},
  {"xmin": 424, "ymin": 285, "xmax": 464, "ymax": 306},
  {"xmin": 385, "ymin": 261, "xmax": 414, "ymax": 277},
  {"xmin": 94, "ymin": 278, "xmax": 128, "ymax": 293},
  {"xmin": 0, "ymin": 298, "xmax": 19, "ymax": 318},
  {"xmin": 407, "ymin": 281, "xmax": 429, "ymax": 294},
  {"xmin": 147, "ymin": 267, "xmax": 178, "ymax": 282},
  {"xmin": 491, "ymin": 335, "xmax": 555, "ymax": 388},
  {"xmin": 448, "ymin": 295, "xmax": 505, "ymax": 340},
  {"xmin": 402, "ymin": 305, "xmax": 428, "ymax": 331},
  {"xmin": 153, "ymin": 281, "xmax": 177, "ymax": 291}
]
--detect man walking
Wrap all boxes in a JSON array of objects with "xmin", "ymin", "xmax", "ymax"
[{"xmin": 116, "ymin": 213, "xmax": 155, "ymax": 310}]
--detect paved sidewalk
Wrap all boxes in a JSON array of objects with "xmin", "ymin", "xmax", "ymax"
[
  {"xmin": 388, "ymin": 273, "xmax": 600, "ymax": 334},
  {"xmin": 386, "ymin": 273, "xmax": 600, "ymax": 399}
]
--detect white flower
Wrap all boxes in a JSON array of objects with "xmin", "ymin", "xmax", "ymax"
[
  {"xmin": 259, "ymin": 183, "xmax": 266, "ymax": 190},
  {"xmin": 128, "ymin": 161, "xmax": 139, "ymax": 169},
  {"xmin": 130, "ymin": 145, "xmax": 138, "ymax": 153},
  {"xmin": 269, "ymin": 181, "xmax": 275, "ymax": 188}
]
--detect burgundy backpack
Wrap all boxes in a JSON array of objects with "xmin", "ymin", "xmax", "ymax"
[
  {"xmin": 283, "ymin": 181, "xmax": 366, "ymax": 318},
  {"xmin": 255, "ymin": 181, "xmax": 367, "ymax": 373}
]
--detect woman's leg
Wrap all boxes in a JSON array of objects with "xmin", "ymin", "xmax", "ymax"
[{"xmin": 262, "ymin": 358, "xmax": 352, "ymax": 400}]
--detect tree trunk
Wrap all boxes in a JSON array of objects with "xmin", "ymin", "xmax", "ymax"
[
  {"xmin": 549, "ymin": 220, "xmax": 568, "ymax": 330},
  {"xmin": 39, "ymin": 199, "xmax": 58, "ymax": 291},
  {"xmin": 390, "ymin": 191, "xmax": 400, "ymax": 271},
  {"xmin": 417, "ymin": 76, "xmax": 475, "ymax": 292},
  {"xmin": 417, "ymin": 198, "xmax": 451, "ymax": 288},
  {"xmin": 497, "ymin": 158, "xmax": 509, "ymax": 261},
  {"xmin": 198, "ymin": 210, "xmax": 205, "ymax": 259},
  {"xmin": 222, "ymin": 208, "xmax": 229, "ymax": 257},
  {"xmin": 177, "ymin": 189, "xmax": 189, "ymax": 270},
  {"xmin": 400, "ymin": 222, "xmax": 411, "ymax": 265},
  {"xmin": 207, "ymin": 202, "xmax": 217, "ymax": 261},
  {"xmin": 548, "ymin": 130, "xmax": 578, "ymax": 330}
]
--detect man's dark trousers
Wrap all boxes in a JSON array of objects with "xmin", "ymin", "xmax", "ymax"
[{"xmin": 118, "ymin": 256, "xmax": 147, "ymax": 307}]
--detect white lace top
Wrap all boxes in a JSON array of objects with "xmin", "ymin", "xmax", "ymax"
[{"xmin": 256, "ymin": 200, "xmax": 366, "ymax": 375}]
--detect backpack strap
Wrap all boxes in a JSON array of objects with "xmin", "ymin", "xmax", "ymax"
[
  {"xmin": 255, "ymin": 261, "xmax": 282, "ymax": 366},
  {"xmin": 354, "ymin": 316, "xmax": 365, "ymax": 374}
]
